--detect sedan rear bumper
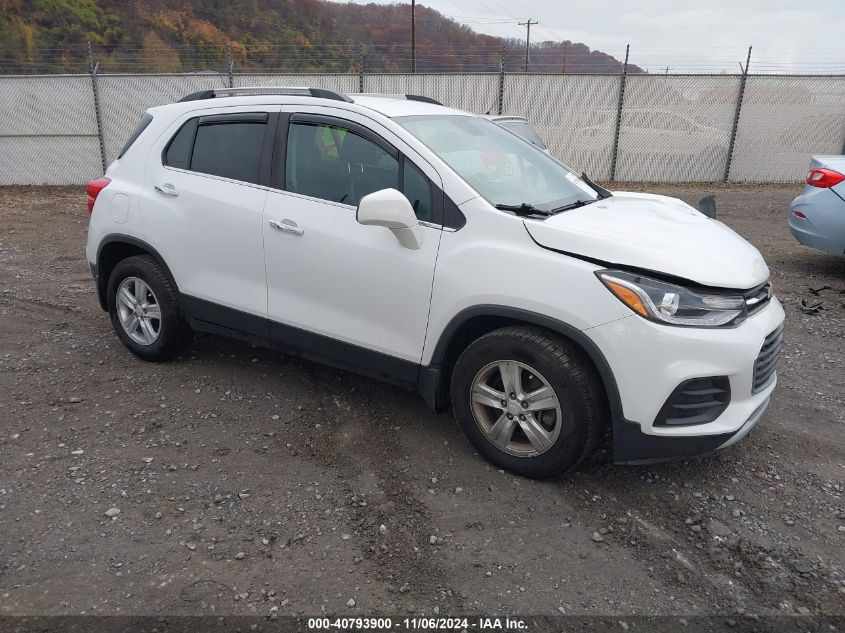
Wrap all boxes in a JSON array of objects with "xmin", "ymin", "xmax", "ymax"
[{"xmin": 789, "ymin": 188, "xmax": 845, "ymax": 256}]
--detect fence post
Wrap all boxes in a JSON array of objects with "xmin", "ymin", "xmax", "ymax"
[
  {"xmin": 88, "ymin": 41, "xmax": 107, "ymax": 173},
  {"xmin": 359, "ymin": 42, "xmax": 365, "ymax": 93},
  {"xmin": 724, "ymin": 46, "xmax": 752, "ymax": 182},
  {"xmin": 226, "ymin": 44, "xmax": 234, "ymax": 88},
  {"xmin": 497, "ymin": 48, "xmax": 505, "ymax": 115},
  {"xmin": 609, "ymin": 44, "xmax": 629, "ymax": 181}
]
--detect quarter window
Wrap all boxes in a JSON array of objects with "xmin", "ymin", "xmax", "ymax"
[
  {"xmin": 164, "ymin": 118, "xmax": 196, "ymax": 170},
  {"xmin": 163, "ymin": 113, "xmax": 268, "ymax": 185},
  {"xmin": 118, "ymin": 112, "xmax": 153, "ymax": 159},
  {"xmin": 403, "ymin": 160, "xmax": 433, "ymax": 223}
]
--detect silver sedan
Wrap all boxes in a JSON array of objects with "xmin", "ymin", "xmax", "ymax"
[{"xmin": 789, "ymin": 155, "xmax": 845, "ymax": 256}]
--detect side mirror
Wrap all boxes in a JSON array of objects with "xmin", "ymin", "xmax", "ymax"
[
  {"xmin": 356, "ymin": 188, "xmax": 422, "ymax": 250},
  {"xmin": 698, "ymin": 194, "xmax": 717, "ymax": 219}
]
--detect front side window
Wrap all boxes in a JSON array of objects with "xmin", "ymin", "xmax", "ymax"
[
  {"xmin": 396, "ymin": 115, "xmax": 596, "ymax": 213},
  {"xmin": 163, "ymin": 113, "xmax": 267, "ymax": 184},
  {"xmin": 285, "ymin": 121, "xmax": 398, "ymax": 207}
]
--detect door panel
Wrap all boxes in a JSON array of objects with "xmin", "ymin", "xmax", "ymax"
[
  {"xmin": 263, "ymin": 191, "xmax": 441, "ymax": 362},
  {"xmin": 263, "ymin": 109, "xmax": 442, "ymax": 364},
  {"xmin": 139, "ymin": 107, "xmax": 277, "ymax": 318},
  {"xmin": 141, "ymin": 170, "xmax": 268, "ymax": 315}
]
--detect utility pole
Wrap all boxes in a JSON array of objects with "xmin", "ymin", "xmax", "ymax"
[
  {"xmin": 518, "ymin": 18, "xmax": 537, "ymax": 72},
  {"xmin": 411, "ymin": 0, "xmax": 416, "ymax": 74},
  {"xmin": 561, "ymin": 41, "xmax": 567, "ymax": 74}
]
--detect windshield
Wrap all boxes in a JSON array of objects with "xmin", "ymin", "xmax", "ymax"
[{"xmin": 395, "ymin": 115, "xmax": 596, "ymax": 212}]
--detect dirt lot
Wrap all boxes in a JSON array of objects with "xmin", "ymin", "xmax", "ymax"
[{"xmin": 0, "ymin": 184, "xmax": 843, "ymax": 619}]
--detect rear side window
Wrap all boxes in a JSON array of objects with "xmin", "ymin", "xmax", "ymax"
[
  {"xmin": 163, "ymin": 113, "xmax": 268, "ymax": 184},
  {"xmin": 118, "ymin": 113, "xmax": 153, "ymax": 159}
]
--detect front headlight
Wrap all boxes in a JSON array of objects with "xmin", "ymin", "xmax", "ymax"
[{"xmin": 596, "ymin": 270, "xmax": 746, "ymax": 327}]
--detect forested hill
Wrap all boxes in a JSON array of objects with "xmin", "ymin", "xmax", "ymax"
[{"xmin": 0, "ymin": 0, "xmax": 643, "ymax": 74}]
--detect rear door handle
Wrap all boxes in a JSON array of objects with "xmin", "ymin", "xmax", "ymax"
[
  {"xmin": 269, "ymin": 219, "xmax": 304, "ymax": 236},
  {"xmin": 154, "ymin": 183, "xmax": 179, "ymax": 197}
]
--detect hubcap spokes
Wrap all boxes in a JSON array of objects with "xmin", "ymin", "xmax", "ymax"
[
  {"xmin": 116, "ymin": 277, "xmax": 161, "ymax": 345},
  {"xmin": 470, "ymin": 360, "xmax": 562, "ymax": 457}
]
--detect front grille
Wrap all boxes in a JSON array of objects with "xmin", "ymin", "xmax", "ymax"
[
  {"xmin": 654, "ymin": 376, "xmax": 731, "ymax": 426},
  {"xmin": 743, "ymin": 281, "xmax": 772, "ymax": 316},
  {"xmin": 753, "ymin": 324, "xmax": 783, "ymax": 393}
]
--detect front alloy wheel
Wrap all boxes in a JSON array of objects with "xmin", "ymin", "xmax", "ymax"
[
  {"xmin": 471, "ymin": 360, "xmax": 562, "ymax": 457},
  {"xmin": 450, "ymin": 326, "xmax": 605, "ymax": 479}
]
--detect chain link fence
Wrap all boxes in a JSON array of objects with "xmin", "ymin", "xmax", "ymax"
[{"xmin": 2, "ymin": 70, "xmax": 844, "ymax": 185}]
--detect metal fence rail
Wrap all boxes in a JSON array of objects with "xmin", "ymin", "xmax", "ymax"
[{"xmin": 2, "ymin": 70, "xmax": 844, "ymax": 185}]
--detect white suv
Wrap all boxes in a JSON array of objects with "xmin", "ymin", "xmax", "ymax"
[{"xmin": 85, "ymin": 87, "xmax": 785, "ymax": 478}]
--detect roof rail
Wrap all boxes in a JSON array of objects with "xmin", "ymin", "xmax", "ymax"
[
  {"xmin": 356, "ymin": 93, "xmax": 444, "ymax": 106},
  {"xmin": 178, "ymin": 87, "xmax": 353, "ymax": 103}
]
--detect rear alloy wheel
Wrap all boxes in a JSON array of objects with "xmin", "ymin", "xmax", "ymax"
[
  {"xmin": 107, "ymin": 255, "xmax": 193, "ymax": 361},
  {"xmin": 451, "ymin": 326, "xmax": 605, "ymax": 478},
  {"xmin": 115, "ymin": 277, "xmax": 162, "ymax": 346}
]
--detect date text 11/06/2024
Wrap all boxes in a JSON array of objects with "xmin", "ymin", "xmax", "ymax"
[{"xmin": 307, "ymin": 617, "xmax": 528, "ymax": 630}]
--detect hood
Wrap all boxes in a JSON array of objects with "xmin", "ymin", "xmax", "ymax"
[{"xmin": 524, "ymin": 191, "xmax": 769, "ymax": 289}]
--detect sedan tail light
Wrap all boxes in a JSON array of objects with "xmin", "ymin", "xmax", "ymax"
[
  {"xmin": 806, "ymin": 168, "xmax": 844, "ymax": 188},
  {"xmin": 86, "ymin": 177, "xmax": 111, "ymax": 214}
]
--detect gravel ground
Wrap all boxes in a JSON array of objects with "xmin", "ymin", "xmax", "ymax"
[{"xmin": 0, "ymin": 184, "xmax": 843, "ymax": 618}]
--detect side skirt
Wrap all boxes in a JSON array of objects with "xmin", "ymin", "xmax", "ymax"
[{"xmin": 181, "ymin": 295, "xmax": 421, "ymax": 392}]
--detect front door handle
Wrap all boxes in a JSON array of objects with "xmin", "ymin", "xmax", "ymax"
[
  {"xmin": 154, "ymin": 183, "xmax": 179, "ymax": 197},
  {"xmin": 269, "ymin": 219, "xmax": 304, "ymax": 236}
]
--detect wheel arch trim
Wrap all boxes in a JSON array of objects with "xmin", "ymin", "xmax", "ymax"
[
  {"xmin": 95, "ymin": 234, "xmax": 179, "ymax": 311},
  {"xmin": 421, "ymin": 305, "xmax": 623, "ymax": 416}
]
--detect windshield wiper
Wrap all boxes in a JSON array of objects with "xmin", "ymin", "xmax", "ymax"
[
  {"xmin": 548, "ymin": 198, "xmax": 599, "ymax": 213},
  {"xmin": 494, "ymin": 202, "xmax": 551, "ymax": 217},
  {"xmin": 580, "ymin": 171, "xmax": 612, "ymax": 199}
]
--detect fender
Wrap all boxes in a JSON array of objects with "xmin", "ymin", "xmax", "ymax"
[
  {"xmin": 94, "ymin": 234, "xmax": 178, "ymax": 311},
  {"xmin": 419, "ymin": 305, "xmax": 623, "ymax": 417}
]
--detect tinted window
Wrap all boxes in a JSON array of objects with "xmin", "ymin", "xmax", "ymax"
[
  {"xmin": 286, "ymin": 121, "xmax": 398, "ymax": 206},
  {"xmin": 118, "ymin": 113, "xmax": 153, "ymax": 159},
  {"xmin": 164, "ymin": 118, "xmax": 197, "ymax": 169},
  {"xmin": 191, "ymin": 121, "xmax": 266, "ymax": 183},
  {"xmin": 403, "ymin": 160, "xmax": 433, "ymax": 222}
]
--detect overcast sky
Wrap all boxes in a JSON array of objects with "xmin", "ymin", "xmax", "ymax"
[{"xmin": 355, "ymin": 0, "xmax": 845, "ymax": 73}]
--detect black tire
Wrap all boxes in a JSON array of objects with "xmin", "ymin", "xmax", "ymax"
[
  {"xmin": 450, "ymin": 326, "xmax": 605, "ymax": 479},
  {"xmin": 107, "ymin": 255, "xmax": 193, "ymax": 361}
]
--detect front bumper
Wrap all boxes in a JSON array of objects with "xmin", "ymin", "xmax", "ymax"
[
  {"xmin": 613, "ymin": 395, "xmax": 770, "ymax": 464},
  {"xmin": 585, "ymin": 297, "xmax": 785, "ymax": 463}
]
